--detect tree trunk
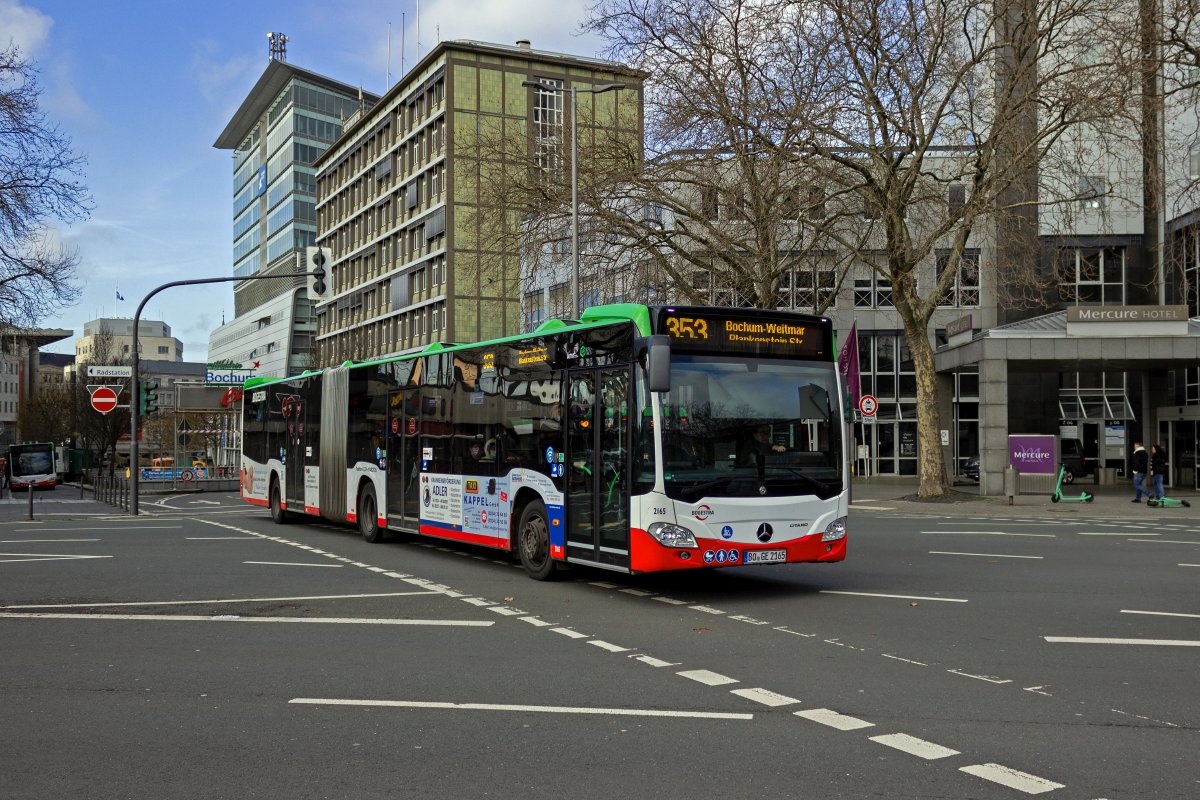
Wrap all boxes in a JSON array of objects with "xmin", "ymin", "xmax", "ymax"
[{"xmin": 905, "ymin": 320, "xmax": 950, "ymax": 498}]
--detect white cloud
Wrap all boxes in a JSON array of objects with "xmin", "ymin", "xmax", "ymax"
[
  {"xmin": 191, "ymin": 38, "xmax": 258, "ymax": 106},
  {"xmin": 0, "ymin": 0, "xmax": 52, "ymax": 55}
]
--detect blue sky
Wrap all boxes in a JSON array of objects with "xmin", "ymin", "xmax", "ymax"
[{"xmin": 3, "ymin": 0, "xmax": 603, "ymax": 360}]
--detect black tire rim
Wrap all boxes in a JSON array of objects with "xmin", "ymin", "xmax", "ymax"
[{"xmin": 521, "ymin": 514, "xmax": 549, "ymax": 567}]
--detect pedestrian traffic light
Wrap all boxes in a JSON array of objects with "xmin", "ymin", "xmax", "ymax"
[
  {"xmin": 306, "ymin": 246, "xmax": 331, "ymax": 301},
  {"xmin": 139, "ymin": 379, "xmax": 160, "ymax": 416}
]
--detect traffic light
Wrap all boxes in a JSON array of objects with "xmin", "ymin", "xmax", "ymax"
[
  {"xmin": 139, "ymin": 379, "xmax": 160, "ymax": 416},
  {"xmin": 305, "ymin": 246, "xmax": 331, "ymax": 301}
]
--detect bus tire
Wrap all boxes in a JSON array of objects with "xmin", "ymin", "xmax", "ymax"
[
  {"xmin": 359, "ymin": 483, "xmax": 385, "ymax": 543},
  {"xmin": 269, "ymin": 477, "xmax": 289, "ymax": 524},
  {"xmin": 517, "ymin": 499, "xmax": 556, "ymax": 580}
]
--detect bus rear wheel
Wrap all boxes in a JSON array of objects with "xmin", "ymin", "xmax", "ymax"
[
  {"xmin": 359, "ymin": 483, "xmax": 384, "ymax": 543},
  {"xmin": 269, "ymin": 478, "xmax": 289, "ymax": 524},
  {"xmin": 517, "ymin": 500, "xmax": 556, "ymax": 580}
]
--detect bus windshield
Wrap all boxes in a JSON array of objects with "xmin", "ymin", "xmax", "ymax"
[{"xmin": 642, "ymin": 355, "xmax": 843, "ymax": 502}]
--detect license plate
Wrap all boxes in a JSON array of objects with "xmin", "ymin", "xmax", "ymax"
[{"xmin": 743, "ymin": 549, "xmax": 786, "ymax": 565}]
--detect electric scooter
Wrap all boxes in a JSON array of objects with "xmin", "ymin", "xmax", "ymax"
[
  {"xmin": 1050, "ymin": 464, "xmax": 1093, "ymax": 503},
  {"xmin": 1147, "ymin": 496, "xmax": 1191, "ymax": 508}
]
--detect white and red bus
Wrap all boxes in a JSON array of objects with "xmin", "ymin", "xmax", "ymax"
[
  {"xmin": 8, "ymin": 442, "xmax": 59, "ymax": 490},
  {"xmin": 240, "ymin": 304, "xmax": 848, "ymax": 579}
]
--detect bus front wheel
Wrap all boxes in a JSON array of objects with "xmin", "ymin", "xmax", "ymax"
[
  {"xmin": 269, "ymin": 478, "xmax": 289, "ymax": 524},
  {"xmin": 359, "ymin": 483, "xmax": 384, "ymax": 543},
  {"xmin": 517, "ymin": 500, "xmax": 556, "ymax": 580}
]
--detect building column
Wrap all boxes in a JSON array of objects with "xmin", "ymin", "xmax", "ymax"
[
  {"xmin": 979, "ymin": 358, "xmax": 1009, "ymax": 496},
  {"xmin": 1142, "ymin": 369, "xmax": 1169, "ymax": 449},
  {"xmin": 936, "ymin": 371, "xmax": 955, "ymax": 478}
]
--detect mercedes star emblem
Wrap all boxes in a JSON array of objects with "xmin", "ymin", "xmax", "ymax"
[{"xmin": 756, "ymin": 522, "xmax": 774, "ymax": 542}]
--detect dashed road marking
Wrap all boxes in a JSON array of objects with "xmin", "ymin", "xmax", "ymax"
[
  {"xmin": 689, "ymin": 605, "xmax": 726, "ymax": 615},
  {"xmin": 1045, "ymin": 636, "xmax": 1200, "ymax": 647},
  {"xmin": 959, "ymin": 763, "xmax": 1064, "ymax": 795},
  {"xmin": 519, "ymin": 616, "xmax": 553, "ymax": 627},
  {"xmin": 289, "ymin": 698, "xmax": 754, "ymax": 720},
  {"xmin": 551, "ymin": 627, "xmax": 588, "ymax": 639},
  {"xmin": 632, "ymin": 655, "xmax": 678, "ymax": 667},
  {"xmin": 794, "ymin": 708, "xmax": 875, "ymax": 731},
  {"xmin": 588, "ymin": 640, "xmax": 631, "ymax": 653},
  {"xmin": 677, "ymin": 669, "xmax": 738, "ymax": 686},
  {"xmin": 820, "ymin": 591, "xmax": 968, "ymax": 603},
  {"xmin": 929, "ymin": 551, "xmax": 1044, "ymax": 559},
  {"xmin": 0, "ymin": 612, "xmax": 492, "ymax": 626},
  {"xmin": 869, "ymin": 733, "xmax": 960, "ymax": 760},
  {"xmin": 1121, "ymin": 609, "xmax": 1200, "ymax": 619},
  {"xmin": 243, "ymin": 560, "xmax": 342, "ymax": 568},
  {"xmin": 730, "ymin": 688, "xmax": 800, "ymax": 707}
]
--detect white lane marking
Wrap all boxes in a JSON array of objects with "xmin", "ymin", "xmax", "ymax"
[
  {"xmin": 1, "ymin": 538, "xmax": 99, "ymax": 543},
  {"xmin": 1110, "ymin": 708, "xmax": 1181, "ymax": 728},
  {"xmin": 1131, "ymin": 540, "xmax": 1200, "ymax": 545},
  {"xmin": 589, "ymin": 640, "xmax": 631, "ymax": 653},
  {"xmin": 0, "ymin": 553, "xmax": 112, "ymax": 564},
  {"xmin": 850, "ymin": 505, "xmax": 896, "ymax": 510},
  {"xmin": 730, "ymin": 688, "xmax": 800, "ymax": 707},
  {"xmin": 189, "ymin": 500, "xmax": 221, "ymax": 506},
  {"xmin": 1024, "ymin": 686, "xmax": 1053, "ymax": 696},
  {"xmin": 929, "ymin": 551, "xmax": 1044, "ymax": 559},
  {"xmin": 487, "ymin": 606, "xmax": 524, "ymax": 616},
  {"xmin": 0, "ymin": 526, "xmax": 182, "ymax": 531},
  {"xmin": 820, "ymin": 591, "xmax": 968, "ymax": 603},
  {"xmin": 936, "ymin": 521, "xmax": 1071, "ymax": 526},
  {"xmin": 589, "ymin": 581, "xmax": 620, "ymax": 589},
  {"xmin": 677, "ymin": 669, "xmax": 739, "ymax": 686},
  {"xmin": 1181, "ymin": 563, "xmax": 1200, "ymax": 567},
  {"xmin": 689, "ymin": 605, "xmax": 726, "ymax": 614},
  {"xmin": 948, "ymin": 669, "xmax": 1012, "ymax": 684},
  {"xmin": 289, "ymin": 698, "xmax": 753, "ymax": 720},
  {"xmin": 869, "ymin": 733, "xmax": 960, "ymax": 760},
  {"xmin": 551, "ymin": 627, "xmax": 588, "ymax": 639},
  {"xmin": 1077, "ymin": 532, "xmax": 1160, "ymax": 536},
  {"xmin": 0, "ymin": 612, "xmax": 493, "ymax": 626},
  {"xmin": 186, "ymin": 536, "xmax": 257, "ymax": 540},
  {"xmin": 652, "ymin": 597, "xmax": 688, "ymax": 605},
  {"xmin": 462, "ymin": 598, "xmax": 495, "ymax": 607},
  {"xmin": 1045, "ymin": 636, "xmax": 1200, "ymax": 647},
  {"xmin": 243, "ymin": 561, "xmax": 343, "ymax": 568},
  {"xmin": 0, "ymin": 591, "xmax": 437, "ymax": 610},
  {"xmin": 774, "ymin": 626, "xmax": 816, "ymax": 638},
  {"xmin": 794, "ymin": 708, "xmax": 875, "ymax": 731},
  {"xmin": 519, "ymin": 616, "xmax": 553, "ymax": 627},
  {"xmin": 729, "ymin": 615, "xmax": 771, "ymax": 625},
  {"xmin": 881, "ymin": 653, "xmax": 928, "ymax": 666},
  {"xmin": 922, "ymin": 530, "xmax": 1056, "ymax": 538},
  {"xmin": 619, "ymin": 588, "xmax": 655, "ymax": 597},
  {"xmin": 959, "ymin": 763, "xmax": 1065, "ymax": 795},
  {"xmin": 633, "ymin": 655, "xmax": 678, "ymax": 667},
  {"xmin": 1121, "ymin": 609, "xmax": 1200, "ymax": 620}
]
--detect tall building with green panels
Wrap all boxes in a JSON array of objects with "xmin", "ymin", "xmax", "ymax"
[{"xmin": 312, "ymin": 39, "xmax": 643, "ymax": 366}]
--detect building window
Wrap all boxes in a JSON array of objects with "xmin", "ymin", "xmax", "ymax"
[
  {"xmin": 1078, "ymin": 176, "xmax": 1106, "ymax": 209},
  {"xmin": 793, "ymin": 268, "xmax": 835, "ymax": 311},
  {"xmin": 1189, "ymin": 144, "xmax": 1200, "ymax": 181},
  {"xmin": 853, "ymin": 276, "xmax": 893, "ymax": 308},
  {"xmin": 948, "ymin": 183, "xmax": 966, "ymax": 214},
  {"xmin": 532, "ymin": 78, "xmax": 564, "ymax": 178},
  {"xmin": 157, "ymin": 345, "xmax": 169, "ymax": 355},
  {"xmin": 936, "ymin": 250, "xmax": 980, "ymax": 307},
  {"xmin": 1057, "ymin": 246, "xmax": 1124, "ymax": 305}
]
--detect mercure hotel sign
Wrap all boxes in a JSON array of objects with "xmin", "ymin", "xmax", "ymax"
[{"xmin": 1066, "ymin": 305, "xmax": 1188, "ymax": 336}]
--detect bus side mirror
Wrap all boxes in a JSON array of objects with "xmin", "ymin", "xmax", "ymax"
[{"xmin": 646, "ymin": 335, "xmax": 671, "ymax": 393}]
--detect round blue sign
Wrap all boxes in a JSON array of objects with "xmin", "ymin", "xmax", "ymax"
[
  {"xmin": 703, "ymin": 550, "xmax": 716, "ymax": 563},
  {"xmin": 716, "ymin": 550, "xmax": 728, "ymax": 564},
  {"xmin": 721, "ymin": 525, "xmax": 734, "ymax": 540}
]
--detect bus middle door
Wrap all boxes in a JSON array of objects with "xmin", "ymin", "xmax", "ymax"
[{"xmin": 565, "ymin": 367, "xmax": 631, "ymax": 571}]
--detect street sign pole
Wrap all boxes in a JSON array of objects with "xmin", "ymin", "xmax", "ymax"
[{"xmin": 129, "ymin": 270, "xmax": 321, "ymax": 515}]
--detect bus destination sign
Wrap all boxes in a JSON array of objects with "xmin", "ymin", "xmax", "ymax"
[{"xmin": 656, "ymin": 307, "xmax": 831, "ymax": 359}]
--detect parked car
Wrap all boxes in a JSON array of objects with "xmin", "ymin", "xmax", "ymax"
[
  {"xmin": 963, "ymin": 456, "xmax": 979, "ymax": 482},
  {"xmin": 1059, "ymin": 439, "xmax": 1093, "ymax": 484}
]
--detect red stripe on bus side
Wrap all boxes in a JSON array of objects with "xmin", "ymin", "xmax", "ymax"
[{"xmin": 419, "ymin": 524, "xmax": 503, "ymax": 549}]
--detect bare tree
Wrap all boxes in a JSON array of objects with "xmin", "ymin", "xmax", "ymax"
[
  {"xmin": 17, "ymin": 383, "xmax": 72, "ymax": 443},
  {"xmin": 580, "ymin": 0, "xmax": 1140, "ymax": 498},
  {"xmin": 0, "ymin": 44, "xmax": 90, "ymax": 326},
  {"xmin": 75, "ymin": 326, "xmax": 130, "ymax": 474}
]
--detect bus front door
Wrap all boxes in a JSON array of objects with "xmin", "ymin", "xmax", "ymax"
[
  {"xmin": 565, "ymin": 368, "xmax": 631, "ymax": 571},
  {"xmin": 387, "ymin": 390, "xmax": 421, "ymax": 531}
]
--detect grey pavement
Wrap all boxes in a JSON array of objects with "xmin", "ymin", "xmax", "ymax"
[
  {"xmin": 851, "ymin": 473, "xmax": 1200, "ymax": 519},
  {"xmin": 0, "ymin": 484, "xmax": 128, "ymax": 522}
]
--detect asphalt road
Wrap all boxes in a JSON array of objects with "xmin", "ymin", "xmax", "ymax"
[{"xmin": 1, "ymin": 497, "xmax": 1196, "ymax": 799}]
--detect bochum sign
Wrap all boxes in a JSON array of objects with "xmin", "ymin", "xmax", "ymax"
[{"xmin": 205, "ymin": 359, "xmax": 255, "ymax": 385}]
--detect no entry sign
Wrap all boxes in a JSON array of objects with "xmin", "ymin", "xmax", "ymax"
[{"xmin": 90, "ymin": 386, "xmax": 119, "ymax": 414}]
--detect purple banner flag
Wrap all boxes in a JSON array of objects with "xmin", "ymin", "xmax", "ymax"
[{"xmin": 838, "ymin": 322, "xmax": 861, "ymax": 407}]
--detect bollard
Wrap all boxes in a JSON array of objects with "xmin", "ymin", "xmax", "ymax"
[
  {"xmin": 27, "ymin": 482, "xmax": 33, "ymax": 520},
  {"xmin": 1004, "ymin": 467, "xmax": 1019, "ymax": 505}
]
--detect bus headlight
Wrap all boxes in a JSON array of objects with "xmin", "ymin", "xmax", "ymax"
[
  {"xmin": 647, "ymin": 522, "xmax": 698, "ymax": 548},
  {"xmin": 820, "ymin": 517, "xmax": 847, "ymax": 542}
]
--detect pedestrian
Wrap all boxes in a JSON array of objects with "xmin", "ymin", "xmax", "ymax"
[
  {"xmin": 1131, "ymin": 441, "xmax": 1149, "ymax": 503},
  {"xmin": 1150, "ymin": 444, "xmax": 1167, "ymax": 501}
]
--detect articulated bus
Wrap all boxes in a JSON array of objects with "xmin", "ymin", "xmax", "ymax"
[
  {"xmin": 240, "ymin": 304, "xmax": 848, "ymax": 579},
  {"xmin": 8, "ymin": 442, "xmax": 59, "ymax": 490}
]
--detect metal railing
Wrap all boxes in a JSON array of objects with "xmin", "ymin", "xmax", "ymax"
[{"xmin": 94, "ymin": 472, "xmax": 130, "ymax": 511}]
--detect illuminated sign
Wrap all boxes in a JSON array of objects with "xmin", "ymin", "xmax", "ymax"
[{"xmin": 657, "ymin": 308, "xmax": 831, "ymax": 360}]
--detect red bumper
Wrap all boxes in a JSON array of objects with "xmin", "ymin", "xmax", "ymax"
[{"xmin": 629, "ymin": 527, "xmax": 847, "ymax": 574}]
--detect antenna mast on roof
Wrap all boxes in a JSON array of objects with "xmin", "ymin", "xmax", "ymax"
[{"xmin": 268, "ymin": 32, "xmax": 288, "ymax": 62}]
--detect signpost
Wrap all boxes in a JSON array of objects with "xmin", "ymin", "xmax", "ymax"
[
  {"xmin": 87, "ymin": 365, "xmax": 133, "ymax": 378},
  {"xmin": 90, "ymin": 386, "xmax": 119, "ymax": 414},
  {"xmin": 859, "ymin": 394, "xmax": 878, "ymax": 417}
]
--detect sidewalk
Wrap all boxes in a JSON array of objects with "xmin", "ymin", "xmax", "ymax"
[
  {"xmin": 850, "ymin": 475, "xmax": 1200, "ymax": 520},
  {"xmin": 0, "ymin": 484, "xmax": 127, "ymax": 523}
]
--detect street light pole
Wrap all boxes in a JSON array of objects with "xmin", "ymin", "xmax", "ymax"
[{"xmin": 523, "ymin": 80, "xmax": 626, "ymax": 319}]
